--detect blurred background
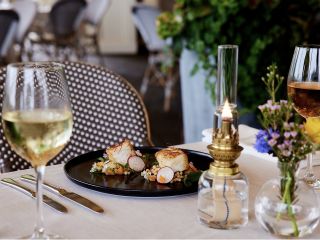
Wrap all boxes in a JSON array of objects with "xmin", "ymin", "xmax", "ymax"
[
  {"xmin": 1, "ymin": 0, "xmax": 319, "ymax": 146},
  {"xmin": 0, "ymin": 0, "xmax": 182, "ymax": 146}
]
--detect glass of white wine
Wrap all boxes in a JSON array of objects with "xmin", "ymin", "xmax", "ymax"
[
  {"xmin": 288, "ymin": 45, "xmax": 320, "ymax": 189},
  {"xmin": 2, "ymin": 62, "xmax": 73, "ymax": 239}
]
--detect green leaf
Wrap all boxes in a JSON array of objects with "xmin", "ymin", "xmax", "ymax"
[
  {"xmin": 184, "ymin": 171, "xmax": 202, "ymax": 187},
  {"xmin": 195, "ymin": 40, "xmax": 205, "ymax": 52},
  {"xmin": 190, "ymin": 63, "xmax": 199, "ymax": 76},
  {"xmin": 97, "ymin": 157, "xmax": 107, "ymax": 162},
  {"xmin": 142, "ymin": 153, "xmax": 158, "ymax": 168}
]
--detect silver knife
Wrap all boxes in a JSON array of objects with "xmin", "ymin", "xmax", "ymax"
[
  {"xmin": 1, "ymin": 178, "xmax": 67, "ymax": 213},
  {"xmin": 21, "ymin": 174, "xmax": 104, "ymax": 213}
]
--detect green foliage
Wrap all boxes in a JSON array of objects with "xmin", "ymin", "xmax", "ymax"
[{"xmin": 157, "ymin": 0, "xmax": 320, "ymax": 110}]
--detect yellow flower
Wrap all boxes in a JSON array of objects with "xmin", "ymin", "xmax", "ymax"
[{"xmin": 305, "ymin": 117, "xmax": 320, "ymax": 144}]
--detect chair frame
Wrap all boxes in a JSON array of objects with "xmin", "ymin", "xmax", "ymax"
[
  {"xmin": 0, "ymin": 9, "xmax": 19, "ymax": 65},
  {"xmin": 26, "ymin": 0, "xmax": 87, "ymax": 61},
  {"xmin": 81, "ymin": 0, "xmax": 112, "ymax": 64},
  {"xmin": 132, "ymin": 4, "xmax": 177, "ymax": 112}
]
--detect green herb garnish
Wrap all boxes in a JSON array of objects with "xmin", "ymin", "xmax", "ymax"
[
  {"xmin": 142, "ymin": 153, "xmax": 158, "ymax": 168},
  {"xmin": 97, "ymin": 157, "xmax": 107, "ymax": 162},
  {"xmin": 184, "ymin": 171, "xmax": 202, "ymax": 187}
]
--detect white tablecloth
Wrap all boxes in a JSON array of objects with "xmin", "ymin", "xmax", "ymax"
[{"xmin": 0, "ymin": 132, "xmax": 319, "ymax": 239}]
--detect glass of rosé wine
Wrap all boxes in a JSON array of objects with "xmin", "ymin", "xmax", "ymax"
[{"xmin": 288, "ymin": 44, "xmax": 320, "ymax": 189}]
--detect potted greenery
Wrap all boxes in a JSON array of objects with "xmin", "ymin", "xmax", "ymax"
[{"xmin": 157, "ymin": 0, "xmax": 320, "ymax": 143}]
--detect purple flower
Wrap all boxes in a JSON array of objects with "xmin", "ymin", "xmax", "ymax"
[
  {"xmin": 284, "ymin": 132, "xmax": 291, "ymax": 138},
  {"xmin": 258, "ymin": 104, "xmax": 266, "ymax": 111},
  {"xmin": 268, "ymin": 139, "xmax": 277, "ymax": 147},
  {"xmin": 291, "ymin": 131, "xmax": 297, "ymax": 138},
  {"xmin": 284, "ymin": 140, "xmax": 292, "ymax": 146},
  {"xmin": 271, "ymin": 132, "xmax": 280, "ymax": 139},
  {"xmin": 267, "ymin": 100, "xmax": 273, "ymax": 106},
  {"xmin": 281, "ymin": 150, "xmax": 291, "ymax": 157},
  {"xmin": 270, "ymin": 104, "xmax": 281, "ymax": 111},
  {"xmin": 256, "ymin": 97, "xmax": 312, "ymax": 162},
  {"xmin": 254, "ymin": 130, "xmax": 272, "ymax": 153}
]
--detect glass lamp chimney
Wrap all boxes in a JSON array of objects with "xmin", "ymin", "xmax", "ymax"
[{"xmin": 214, "ymin": 45, "xmax": 239, "ymax": 133}]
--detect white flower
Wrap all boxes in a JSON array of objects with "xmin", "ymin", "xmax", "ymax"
[{"xmin": 174, "ymin": 15, "xmax": 182, "ymax": 23}]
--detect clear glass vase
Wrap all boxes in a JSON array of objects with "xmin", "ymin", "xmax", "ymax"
[{"xmin": 255, "ymin": 162, "xmax": 320, "ymax": 237}]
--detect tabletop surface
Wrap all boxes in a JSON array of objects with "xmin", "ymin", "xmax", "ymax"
[{"xmin": 0, "ymin": 136, "xmax": 319, "ymax": 239}]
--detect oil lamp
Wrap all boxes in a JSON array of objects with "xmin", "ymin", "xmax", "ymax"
[{"xmin": 197, "ymin": 45, "xmax": 248, "ymax": 229}]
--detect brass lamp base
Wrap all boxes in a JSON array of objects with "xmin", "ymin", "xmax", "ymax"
[{"xmin": 207, "ymin": 144, "xmax": 243, "ymax": 176}]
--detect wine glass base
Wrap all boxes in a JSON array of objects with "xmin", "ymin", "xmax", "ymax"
[
  {"xmin": 298, "ymin": 164, "xmax": 320, "ymax": 190},
  {"xmin": 22, "ymin": 233, "xmax": 63, "ymax": 239},
  {"xmin": 304, "ymin": 176, "xmax": 320, "ymax": 189}
]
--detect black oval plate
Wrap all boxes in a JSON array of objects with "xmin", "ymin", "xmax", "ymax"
[{"xmin": 64, "ymin": 146, "xmax": 212, "ymax": 197}]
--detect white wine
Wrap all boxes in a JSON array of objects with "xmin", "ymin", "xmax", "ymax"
[{"xmin": 2, "ymin": 110, "xmax": 73, "ymax": 167}]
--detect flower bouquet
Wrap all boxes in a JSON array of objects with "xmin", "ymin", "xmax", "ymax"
[{"xmin": 254, "ymin": 65, "xmax": 319, "ymax": 237}]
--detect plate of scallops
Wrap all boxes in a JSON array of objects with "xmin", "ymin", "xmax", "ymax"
[{"xmin": 64, "ymin": 140, "xmax": 212, "ymax": 197}]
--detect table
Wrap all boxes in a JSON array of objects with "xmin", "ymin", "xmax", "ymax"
[{"xmin": 0, "ymin": 139, "xmax": 319, "ymax": 238}]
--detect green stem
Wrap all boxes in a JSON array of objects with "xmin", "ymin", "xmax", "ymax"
[
  {"xmin": 282, "ymin": 172, "xmax": 299, "ymax": 237},
  {"xmin": 271, "ymin": 74, "xmax": 275, "ymax": 102}
]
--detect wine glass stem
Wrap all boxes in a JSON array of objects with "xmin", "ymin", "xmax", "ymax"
[
  {"xmin": 304, "ymin": 151, "xmax": 316, "ymax": 185},
  {"xmin": 33, "ymin": 165, "xmax": 46, "ymax": 238},
  {"xmin": 307, "ymin": 152, "xmax": 314, "ymax": 174}
]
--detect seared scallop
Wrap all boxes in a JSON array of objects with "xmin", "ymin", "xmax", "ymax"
[{"xmin": 155, "ymin": 147, "xmax": 188, "ymax": 172}]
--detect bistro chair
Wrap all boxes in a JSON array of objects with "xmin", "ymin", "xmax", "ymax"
[
  {"xmin": 12, "ymin": 0, "xmax": 37, "ymax": 44},
  {"xmin": 0, "ymin": 61, "xmax": 152, "ymax": 172},
  {"xmin": 12, "ymin": 0, "xmax": 37, "ymax": 60},
  {"xmin": 132, "ymin": 4, "xmax": 177, "ymax": 112},
  {"xmin": 0, "ymin": 9, "xmax": 19, "ymax": 65},
  {"xmin": 81, "ymin": 0, "xmax": 111, "ymax": 63},
  {"xmin": 27, "ymin": 0, "xmax": 87, "ymax": 61}
]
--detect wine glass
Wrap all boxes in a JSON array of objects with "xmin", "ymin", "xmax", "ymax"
[
  {"xmin": 2, "ymin": 62, "xmax": 73, "ymax": 238},
  {"xmin": 287, "ymin": 44, "xmax": 320, "ymax": 189}
]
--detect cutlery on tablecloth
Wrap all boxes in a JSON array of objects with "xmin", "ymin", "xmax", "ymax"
[
  {"xmin": 1, "ymin": 178, "xmax": 68, "ymax": 213},
  {"xmin": 20, "ymin": 174, "xmax": 104, "ymax": 213}
]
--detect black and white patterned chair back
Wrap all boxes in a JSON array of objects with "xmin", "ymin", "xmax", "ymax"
[{"xmin": 0, "ymin": 61, "xmax": 152, "ymax": 171}]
